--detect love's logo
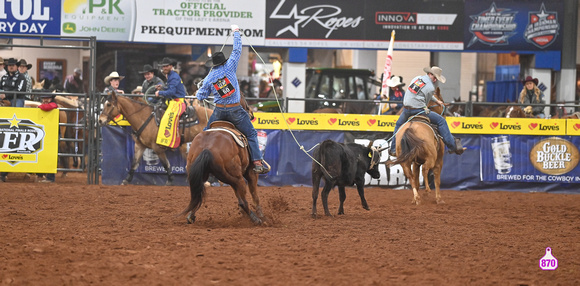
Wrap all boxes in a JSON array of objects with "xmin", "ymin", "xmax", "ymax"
[
  {"xmin": 490, "ymin": 122, "xmax": 499, "ymax": 129},
  {"xmin": 2, "ymin": 154, "xmax": 7, "ymax": 159},
  {"xmin": 574, "ymin": 124, "xmax": 580, "ymax": 131},
  {"xmin": 367, "ymin": 119, "xmax": 376, "ymax": 126},
  {"xmin": 286, "ymin": 118, "xmax": 295, "ymax": 124},
  {"xmin": 451, "ymin": 121, "xmax": 460, "ymax": 128},
  {"xmin": 328, "ymin": 118, "xmax": 337, "ymax": 125},
  {"xmin": 528, "ymin": 123, "xmax": 538, "ymax": 130}
]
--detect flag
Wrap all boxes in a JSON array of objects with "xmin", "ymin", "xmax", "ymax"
[{"xmin": 379, "ymin": 30, "xmax": 396, "ymax": 115}]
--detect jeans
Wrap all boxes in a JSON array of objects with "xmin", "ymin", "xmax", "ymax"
[
  {"xmin": 11, "ymin": 96, "xmax": 25, "ymax": 107},
  {"xmin": 204, "ymin": 105, "xmax": 262, "ymax": 162},
  {"xmin": 390, "ymin": 108, "xmax": 456, "ymax": 153}
]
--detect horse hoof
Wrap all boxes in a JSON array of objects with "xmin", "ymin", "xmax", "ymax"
[
  {"xmin": 203, "ymin": 181, "xmax": 211, "ymax": 188},
  {"xmin": 165, "ymin": 181, "xmax": 174, "ymax": 186},
  {"xmin": 436, "ymin": 199, "xmax": 446, "ymax": 204},
  {"xmin": 121, "ymin": 180, "xmax": 129, "ymax": 185},
  {"xmin": 186, "ymin": 214, "xmax": 196, "ymax": 224},
  {"xmin": 311, "ymin": 213, "xmax": 318, "ymax": 219},
  {"xmin": 362, "ymin": 205, "xmax": 370, "ymax": 211}
]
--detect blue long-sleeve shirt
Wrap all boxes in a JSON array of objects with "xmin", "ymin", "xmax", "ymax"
[
  {"xmin": 158, "ymin": 70, "xmax": 186, "ymax": 99},
  {"xmin": 196, "ymin": 31, "xmax": 241, "ymax": 105}
]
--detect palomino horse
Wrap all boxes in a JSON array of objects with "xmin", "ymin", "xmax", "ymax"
[
  {"xmin": 181, "ymin": 120, "xmax": 264, "ymax": 224},
  {"xmin": 98, "ymin": 91, "xmax": 213, "ymax": 185},
  {"xmin": 386, "ymin": 87, "xmax": 447, "ymax": 205}
]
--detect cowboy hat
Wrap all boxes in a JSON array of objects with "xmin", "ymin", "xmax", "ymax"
[
  {"xmin": 138, "ymin": 64, "xmax": 157, "ymax": 74},
  {"xmin": 205, "ymin": 52, "xmax": 227, "ymax": 67},
  {"xmin": 17, "ymin": 59, "xmax": 32, "ymax": 69},
  {"xmin": 104, "ymin": 71, "xmax": 125, "ymax": 85},
  {"xmin": 522, "ymin": 76, "xmax": 538, "ymax": 86},
  {"xmin": 386, "ymin": 75, "xmax": 405, "ymax": 87},
  {"xmin": 423, "ymin": 66, "xmax": 446, "ymax": 83},
  {"xmin": 159, "ymin": 57, "xmax": 177, "ymax": 67},
  {"xmin": 5, "ymin": 58, "xmax": 18, "ymax": 65},
  {"xmin": 0, "ymin": 57, "xmax": 4, "ymax": 64}
]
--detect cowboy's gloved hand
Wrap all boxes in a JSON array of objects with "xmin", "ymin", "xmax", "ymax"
[
  {"xmin": 231, "ymin": 25, "xmax": 239, "ymax": 32},
  {"xmin": 524, "ymin": 106, "xmax": 533, "ymax": 113},
  {"xmin": 424, "ymin": 107, "xmax": 430, "ymax": 115}
]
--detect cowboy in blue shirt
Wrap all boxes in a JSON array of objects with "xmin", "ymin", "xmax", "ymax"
[{"xmin": 196, "ymin": 25, "xmax": 270, "ymax": 174}]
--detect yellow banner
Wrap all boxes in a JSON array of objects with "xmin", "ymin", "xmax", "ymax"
[
  {"xmin": 567, "ymin": 119, "xmax": 580, "ymax": 136},
  {"xmin": 110, "ymin": 111, "xmax": 577, "ymax": 136},
  {"xmin": 252, "ymin": 113, "xmax": 569, "ymax": 135},
  {"xmin": 0, "ymin": 107, "xmax": 59, "ymax": 173}
]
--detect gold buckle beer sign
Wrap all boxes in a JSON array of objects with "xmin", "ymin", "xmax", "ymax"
[{"xmin": 529, "ymin": 137, "xmax": 580, "ymax": 175}]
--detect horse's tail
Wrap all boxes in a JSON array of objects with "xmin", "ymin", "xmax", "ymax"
[
  {"xmin": 180, "ymin": 149, "xmax": 212, "ymax": 217},
  {"xmin": 387, "ymin": 127, "xmax": 426, "ymax": 166}
]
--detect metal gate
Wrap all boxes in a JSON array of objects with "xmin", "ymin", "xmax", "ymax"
[{"xmin": 0, "ymin": 34, "xmax": 100, "ymax": 184}]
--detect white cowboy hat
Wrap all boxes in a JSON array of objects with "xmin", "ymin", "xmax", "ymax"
[
  {"xmin": 386, "ymin": 75, "xmax": 405, "ymax": 87},
  {"xmin": 422, "ymin": 66, "xmax": 446, "ymax": 83},
  {"xmin": 104, "ymin": 71, "xmax": 125, "ymax": 85}
]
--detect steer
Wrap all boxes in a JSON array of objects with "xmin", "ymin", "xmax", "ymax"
[{"xmin": 311, "ymin": 140, "xmax": 381, "ymax": 218}]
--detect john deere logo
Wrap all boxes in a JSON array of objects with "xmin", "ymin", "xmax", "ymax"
[
  {"xmin": 63, "ymin": 22, "xmax": 76, "ymax": 33},
  {"xmin": 530, "ymin": 137, "xmax": 579, "ymax": 175}
]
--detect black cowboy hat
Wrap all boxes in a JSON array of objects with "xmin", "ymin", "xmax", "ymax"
[
  {"xmin": 5, "ymin": 58, "xmax": 18, "ymax": 65},
  {"xmin": 159, "ymin": 57, "xmax": 177, "ymax": 67},
  {"xmin": 39, "ymin": 93, "xmax": 55, "ymax": 99},
  {"xmin": 522, "ymin": 76, "xmax": 538, "ymax": 86},
  {"xmin": 17, "ymin": 59, "xmax": 32, "ymax": 69},
  {"xmin": 139, "ymin": 64, "xmax": 157, "ymax": 74},
  {"xmin": 206, "ymin": 52, "xmax": 227, "ymax": 67}
]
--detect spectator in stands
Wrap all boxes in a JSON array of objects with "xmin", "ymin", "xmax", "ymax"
[
  {"xmin": 17, "ymin": 59, "xmax": 33, "ymax": 102},
  {"xmin": 519, "ymin": 76, "xmax": 545, "ymax": 118},
  {"xmin": 132, "ymin": 86, "xmax": 143, "ymax": 95},
  {"xmin": 0, "ymin": 57, "xmax": 27, "ymax": 107},
  {"xmin": 0, "ymin": 57, "xmax": 6, "ymax": 78},
  {"xmin": 103, "ymin": 71, "xmax": 125, "ymax": 94},
  {"xmin": 64, "ymin": 68, "xmax": 84, "ymax": 94},
  {"xmin": 382, "ymin": 75, "xmax": 405, "ymax": 115},
  {"xmin": 139, "ymin": 64, "xmax": 164, "ymax": 103},
  {"xmin": 37, "ymin": 93, "xmax": 60, "ymax": 183}
]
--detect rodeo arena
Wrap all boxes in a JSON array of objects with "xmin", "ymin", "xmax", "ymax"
[{"xmin": 2, "ymin": 0, "xmax": 580, "ymax": 285}]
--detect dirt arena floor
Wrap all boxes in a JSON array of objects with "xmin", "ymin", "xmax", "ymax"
[{"xmin": 1, "ymin": 172, "xmax": 579, "ymax": 285}]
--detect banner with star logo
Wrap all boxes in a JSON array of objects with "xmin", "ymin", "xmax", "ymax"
[{"xmin": 0, "ymin": 108, "xmax": 59, "ymax": 173}]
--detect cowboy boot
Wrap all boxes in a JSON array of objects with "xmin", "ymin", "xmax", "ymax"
[
  {"xmin": 452, "ymin": 137, "xmax": 466, "ymax": 155},
  {"xmin": 253, "ymin": 160, "xmax": 271, "ymax": 174}
]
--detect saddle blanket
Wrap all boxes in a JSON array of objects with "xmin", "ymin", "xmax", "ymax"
[{"xmin": 156, "ymin": 98, "xmax": 186, "ymax": 148}]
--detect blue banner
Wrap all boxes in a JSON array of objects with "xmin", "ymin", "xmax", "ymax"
[
  {"xmin": 481, "ymin": 135, "xmax": 580, "ymax": 183},
  {"xmin": 0, "ymin": 0, "xmax": 61, "ymax": 35},
  {"xmin": 464, "ymin": 0, "xmax": 564, "ymax": 51}
]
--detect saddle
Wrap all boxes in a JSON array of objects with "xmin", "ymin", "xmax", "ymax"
[
  {"xmin": 152, "ymin": 101, "xmax": 200, "ymax": 140},
  {"xmin": 207, "ymin": 120, "xmax": 248, "ymax": 148},
  {"xmin": 409, "ymin": 115, "xmax": 442, "ymax": 147}
]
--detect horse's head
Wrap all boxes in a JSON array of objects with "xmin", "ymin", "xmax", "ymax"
[
  {"xmin": 429, "ymin": 87, "xmax": 445, "ymax": 116},
  {"xmin": 98, "ymin": 91, "xmax": 120, "ymax": 125},
  {"xmin": 240, "ymin": 93, "xmax": 254, "ymax": 120},
  {"xmin": 505, "ymin": 106, "xmax": 526, "ymax": 118},
  {"xmin": 33, "ymin": 79, "xmax": 45, "ymax": 90}
]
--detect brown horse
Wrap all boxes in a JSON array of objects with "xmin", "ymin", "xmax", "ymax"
[
  {"xmin": 505, "ymin": 105, "xmax": 540, "ymax": 118},
  {"xmin": 386, "ymin": 88, "xmax": 447, "ymax": 205},
  {"xmin": 98, "ymin": 91, "xmax": 213, "ymax": 185},
  {"xmin": 181, "ymin": 120, "xmax": 263, "ymax": 225}
]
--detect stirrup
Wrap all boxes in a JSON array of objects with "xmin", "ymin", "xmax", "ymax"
[
  {"xmin": 388, "ymin": 150, "xmax": 397, "ymax": 157},
  {"xmin": 448, "ymin": 138, "xmax": 466, "ymax": 155},
  {"xmin": 253, "ymin": 160, "xmax": 270, "ymax": 174}
]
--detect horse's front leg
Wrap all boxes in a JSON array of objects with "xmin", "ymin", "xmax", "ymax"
[
  {"xmin": 244, "ymin": 170, "xmax": 264, "ymax": 218},
  {"xmin": 123, "ymin": 143, "xmax": 146, "ymax": 185},
  {"xmin": 233, "ymin": 179, "xmax": 262, "ymax": 225},
  {"xmin": 155, "ymin": 148, "xmax": 174, "ymax": 186}
]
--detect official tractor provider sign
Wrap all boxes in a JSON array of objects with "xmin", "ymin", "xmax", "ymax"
[{"xmin": 0, "ymin": 108, "xmax": 59, "ymax": 173}]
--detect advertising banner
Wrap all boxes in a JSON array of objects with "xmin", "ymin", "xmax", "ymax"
[
  {"xmin": 265, "ymin": 0, "xmax": 463, "ymax": 50},
  {"xmin": 464, "ymin": 0, "xmax": 564, "ymax": 51},
  {"xmin": 0, "ymin": 108, "xmax": 59, "ymax": 173},
  {"xmin": 132, "ymin": 0, "xmax": 266, "ymax": 45},
  {"xmin": 0, "ymin": 0, "xmax": 61, "ymax": 35},
  {"xmin": 61, "ymin": 0, "xmax": 135, "ymax": 41},
  {"xmin": 481, "ymin": 135, "xmax": 580, "ymax": 183}
]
